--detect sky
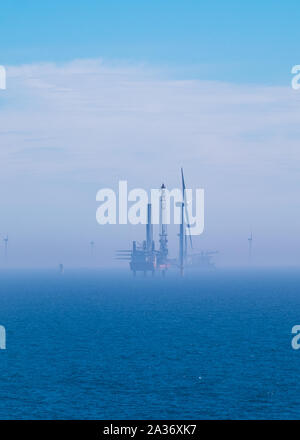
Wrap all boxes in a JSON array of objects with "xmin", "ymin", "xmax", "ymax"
[
  {"xmin": 0, "ymin": 0, "xmax": 299, "ymax": 84},
  {"xmin": 0, "ymin": 1, "xmax": 300, "ymax": 267}
]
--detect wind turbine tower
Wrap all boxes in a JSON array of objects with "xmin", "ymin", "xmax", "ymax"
[
  {"xmin": 90, "ymin": 241, "xmax": 95, "ymax": 258},
  {"xmin": 159, "ymin": 184, "xmax": 168, "ymax": 258},
  {"xmin": 179, "ymin": 168, "xmax": 193, "ymax": 276},
  {"xmin": 248, "ymin": 231, "xmax": 253, "ymax": 265},
  {"xmin": 3, "ymin": 235, "xmax": 8, "ymax": 260}
]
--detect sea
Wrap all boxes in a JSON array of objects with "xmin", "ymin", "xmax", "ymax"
[{"xmin": 0, "ymin": 268, "xmax": 300, "ymax": 420}]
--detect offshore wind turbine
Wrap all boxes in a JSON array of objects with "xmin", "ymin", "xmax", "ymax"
[
  {"xmin": 179, "ymin": 168, "xmax": 193, "ymax": 276},
  {"xmin": 3, "ymin": 235, "xmax": 8, "ymax": 260},
  {"xmin": 90, "ymin": 241, "xmax": 95, "ymax": 258},
  {"xmin": 248, "ymin": 231, "xmax": 253, "ymax": 265}
]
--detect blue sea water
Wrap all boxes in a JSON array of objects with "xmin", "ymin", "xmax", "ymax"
[{"xmin": 0, "ymin": 268, "xmax": 300, "ymax": 420}]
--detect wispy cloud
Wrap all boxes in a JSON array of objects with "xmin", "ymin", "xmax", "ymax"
[{"xmin": 1, "ymin": 59, "xmax": 300, "ymax": 266}]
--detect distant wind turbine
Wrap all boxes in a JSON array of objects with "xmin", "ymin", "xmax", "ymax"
[
  {"xmin": 90, "ymin": 241, "xmax": 95, "ymax": 258},
  {"xmin": 248, "ymin": 231, "xmax": 253, "ymax": 265},
  {"xmin": 3, "ymin": 235, "xmax": 8, "ymax": 260}
]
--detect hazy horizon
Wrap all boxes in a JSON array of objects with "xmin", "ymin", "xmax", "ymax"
[{"xmin": 1, "ymin": 2, "xmax": 300, "ymax": 268}]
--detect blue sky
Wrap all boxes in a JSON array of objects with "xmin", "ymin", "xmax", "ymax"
[
  {"xmin": 0, "ymin": 1, "xmax": 298, "ymax": 84},
  {"xmin": 1, "ymin": 2, "xmax": 300, "ymax": 267}
]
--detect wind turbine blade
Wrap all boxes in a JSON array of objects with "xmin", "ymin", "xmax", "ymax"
[{"xmin": 181, "ymin": 167, "xmax": 186, "ymax": 193}]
